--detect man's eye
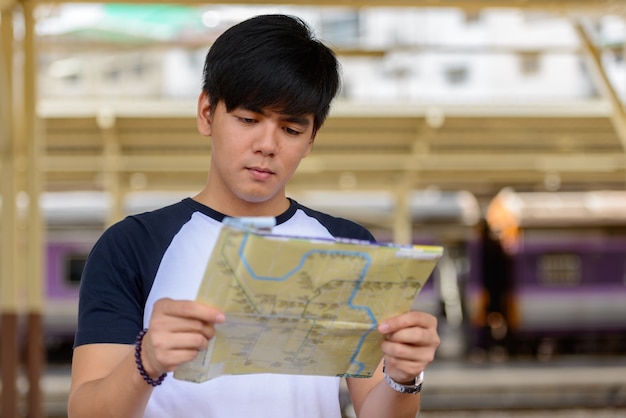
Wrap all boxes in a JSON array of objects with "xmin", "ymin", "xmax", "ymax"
[
  {"xmin": 285, "ymin": 127, "xmax": 302, "ymax": 135},
  {"xmin": 238, "ymin": 117, "xmax": 255, "ymax": 124}
]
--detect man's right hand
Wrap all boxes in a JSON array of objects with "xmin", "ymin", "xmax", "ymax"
[{"xmin": 141, "ymin": 298, "xmax": 226, "ymax": 378}]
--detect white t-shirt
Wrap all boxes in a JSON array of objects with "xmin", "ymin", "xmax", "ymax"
[{"xmin": 76, "ymin": 197, "xmax": 375, "ymax": 417}]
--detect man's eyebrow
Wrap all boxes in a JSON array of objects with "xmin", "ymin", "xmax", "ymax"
[
  {"xmin": 242, "ymin": 105, "xmax": 311, "ymax": 127},
  {"xmin": 241, "ymin": 104, "xmax": 265, "ymax": 114},
  {"xmin": 281, "ymin": 115, "xmax": 311, "ymax": 127}
]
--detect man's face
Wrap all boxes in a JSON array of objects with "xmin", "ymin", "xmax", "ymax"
[{"xmin": 197, "ymin": 94, "xmax": 315, "ymax": 215}]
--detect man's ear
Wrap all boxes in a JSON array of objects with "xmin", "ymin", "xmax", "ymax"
[{"xmin": 197, "ymin": 91, "xmax": 212, "ymax": 137}]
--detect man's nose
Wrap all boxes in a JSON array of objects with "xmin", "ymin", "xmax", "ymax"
[{"xmin": 253, "ymin": 124, "xmax": 279, "ymax": 155}]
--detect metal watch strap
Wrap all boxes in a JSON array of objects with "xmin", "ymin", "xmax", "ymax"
[{"xmin": 383, "ymin": 364, "xmax": 424, "ymax": 394}]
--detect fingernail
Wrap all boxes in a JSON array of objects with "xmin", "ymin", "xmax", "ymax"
[
  {"xmin": 216, "ymin": 314, "xmax": 226, "ymax": 323},
  {"xmin": 378, "ymin": 323, "xmax": 389, "ymax": 333}
]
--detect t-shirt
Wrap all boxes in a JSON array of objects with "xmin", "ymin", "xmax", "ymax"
[{"xmin": 75, "ymin": 197, "xmax": 375, "ymax": 418}]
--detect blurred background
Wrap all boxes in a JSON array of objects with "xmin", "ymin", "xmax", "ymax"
[{"xmin": 1, "ymin": 1, "xmax": 626, "ymax": 417}]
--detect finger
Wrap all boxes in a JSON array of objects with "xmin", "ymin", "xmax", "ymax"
[
  {"xmin": 381, "ymin": 355, "xmax": 427, "ymax": 381},
  {"xmin": 381, "ymin": 339, "xmax": 437, "ymax": 363},
  {"xmin": 155, "ymin": 298, "xmax": 226, "ymax": 324},
  {"xmin": 150, "ymin": 299, "xmax": 225, "ymax": 340},
  {"xmin": 149, "ymin": 316, "xmax": 222, "ymax": 349},
  {"xmin": 147, "ymin": 326, "xmax": 204, "ymax": 351},
  {"xmin": 145, "ymin": 328, "xmax": 215, "ymax": 373},
  {"xmin": 384, "ymin": 326, "xmax": 439, "ymax": 346},
  {"xmin": 151, "ymin": 346, "xmax": 208, "ymax": 373},
  {"xmin": 380, "ymin": 339, "xmax": 438, "ymax": 381},
  {"xmin": 378, "ymin": 311, "xmax": 437, "ymax": 335}
]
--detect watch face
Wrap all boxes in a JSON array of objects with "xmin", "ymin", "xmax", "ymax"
[{"xmin": 415, "ymin": 370, "xmax": 425, "ymax": 385}]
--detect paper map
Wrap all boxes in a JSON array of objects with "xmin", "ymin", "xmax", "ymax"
[{"xmin": 173, "ymin": 218, "xmax": 443, "ymax": 383}]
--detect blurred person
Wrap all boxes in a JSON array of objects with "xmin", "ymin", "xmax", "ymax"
[
  {"xmin": 68, "ymin": 14, "xmax": 439, "ymax": 418},
  {"xmin": 477, "ymin": 218, "xmax": 513, "ymax": 351}
]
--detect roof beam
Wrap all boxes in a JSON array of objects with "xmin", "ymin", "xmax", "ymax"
[
  {"xmin": 29, "ymin": 0, "xmax": 622, "ymax": 11},
  {"xmin": 574, "ymin": 20, "xmax": 626, "ymax": 153},
  {"xmin": 42, "ymin": 152, "xmax": 625, "ymax": 173}
]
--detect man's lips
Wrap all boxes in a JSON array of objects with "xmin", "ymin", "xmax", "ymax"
[{"xmin": 247, "ymin": 166, "xmax": 275, "ymax": 180}]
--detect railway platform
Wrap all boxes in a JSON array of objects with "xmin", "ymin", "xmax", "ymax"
[{"xmin": 7, "ymin": 355, "xmax": 626, "ymax": 417}]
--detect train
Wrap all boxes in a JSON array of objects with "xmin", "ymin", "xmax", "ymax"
[
  {"xmin": 43, "ymin": 191, "xmax": 197, "ymax": 341},
  {"xmin": 8, "ymin": 187, "xmax": 626, "ymax": 359},
  {"xmin": 482, "ymin": 188, "xmax": 626, "ymax": 356}
]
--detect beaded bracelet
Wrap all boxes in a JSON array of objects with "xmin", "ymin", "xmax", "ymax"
[{"xmin": 134, "ymin": 328, "xmax": 167, "ymax": 387}]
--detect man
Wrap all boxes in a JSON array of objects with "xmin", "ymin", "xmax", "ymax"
[{"xmin": 68, "ymin": 14, "xmax": 439, "ymax": 418}]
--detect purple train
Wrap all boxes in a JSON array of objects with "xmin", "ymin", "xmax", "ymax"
[
  {"xmin": 40, "ymin": 189, "xmax": 482, "ymax": 354},
  {"xmin": 42, "ymin": 191, "xmax": 190, "ymax": 346},
  {"xmin": 39, "ymin": 188, "xmax": 626, "ymax": 357},
  {"xmin": 483, "ymin": 188, "xmax": 626, "ymax": 355}
]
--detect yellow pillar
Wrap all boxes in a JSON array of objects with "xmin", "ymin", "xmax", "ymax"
[
  {"xmin": 98, "ymin": 107, "xmax": 124, "ymax": 226},
  {"xmin": 1, "ymin": 3, "xmax": 21, "ymax": 417},
  {"xmin": 20, "ymin": 0, "xmax": 45, "ymax": 416},
  {"xmin": 393, "ymin": 179, "xmax": 412, "ymax": 246}
]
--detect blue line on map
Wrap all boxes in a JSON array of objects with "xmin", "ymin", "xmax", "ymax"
[{"xmin": 238, "ymin": 233, "xmax": 378, "ymax": 374}]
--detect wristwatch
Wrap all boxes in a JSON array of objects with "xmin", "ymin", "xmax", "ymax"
[{"xmin": 383, "ymin": 364, "xmax": 424, "ymax": 394}]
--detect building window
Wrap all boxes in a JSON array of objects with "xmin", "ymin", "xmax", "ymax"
[
  {"xmin": 519, "ymin": 52, "xmax": 541, "ymax": 76},
  {"xmin": 444, "ymin": 65, "xmax": 469, "ymax": 85}
]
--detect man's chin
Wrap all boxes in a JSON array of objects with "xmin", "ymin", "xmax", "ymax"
[{"xmin": 236, "ymin": 192, "xmax": 288, "ymax": 213}]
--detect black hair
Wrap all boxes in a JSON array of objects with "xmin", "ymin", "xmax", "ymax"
[{"xmin": 201, "ymin": 14, "xmax": 341, "ymax": 134}]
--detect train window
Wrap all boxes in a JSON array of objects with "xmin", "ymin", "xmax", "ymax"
[
  {"xmin": 65, "ymin": 254, "xmax": 88, "ymax": 286},
  {"xmin": 537, "ymin": 253, "xmax": 581, "ymax": 286}
]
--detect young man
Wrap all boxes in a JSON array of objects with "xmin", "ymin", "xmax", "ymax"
[{"xmin": 68, "ymin": 14, "xmax": 440, "ymax": 418}]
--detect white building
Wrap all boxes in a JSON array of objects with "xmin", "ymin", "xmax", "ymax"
[{"xmin": 37, "ymin": 5, "xmax": 625, "ymax": 103}]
